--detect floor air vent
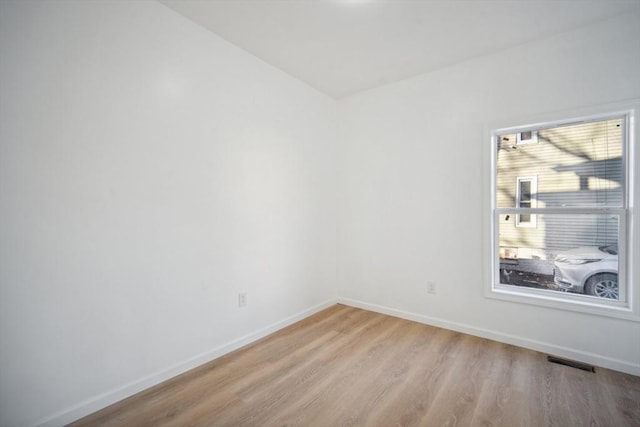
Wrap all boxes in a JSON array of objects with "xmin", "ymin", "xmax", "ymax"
[{"xmin": 547, "ymin": 355, "xmax": 595, "ymax": 372}]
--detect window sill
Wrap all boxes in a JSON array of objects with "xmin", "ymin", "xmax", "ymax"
[{"xmin": 486, "ymin": 284, "xmax": 639, "ymax": 322}]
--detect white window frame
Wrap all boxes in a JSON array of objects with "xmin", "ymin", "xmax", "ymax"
[
  {"xmin": 515, "ymin": 176, "xmax": 537, "ymax": 227},
  {"xmin": 485, "ymin": 100, "xmax": 639, "ymax": 321}
]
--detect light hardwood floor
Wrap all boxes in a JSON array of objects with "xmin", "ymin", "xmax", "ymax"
[{"xmin": 70, "ymin": 304, "xmax": 640, "ymax": 426}]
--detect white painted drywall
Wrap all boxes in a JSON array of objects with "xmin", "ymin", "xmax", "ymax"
[
  {"xmin": 337, "ymin": 11, "xmax": 640, "ymax": 373},
  {"xmin": 2, "ymin": 1, "xmax": 640, "ymax": 426},
  {"xmin": 0, "ymin": 1, "xmax": 337, "ymax": 426}
]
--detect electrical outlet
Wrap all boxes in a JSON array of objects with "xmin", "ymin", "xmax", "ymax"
[
  {"xmin": 427, "ymin": 282, "xmax": 436, "ymax": 294},
  {"xmin": 238, "ymin": 292, "xmax": 247, "ymax": 307}
]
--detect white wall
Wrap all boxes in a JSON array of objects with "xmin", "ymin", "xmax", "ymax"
[
  {"xmin": 337, "ymin": 11, "xmax": 640, "ymax": 374},
  {"xmin": 2, "ymin": 1, "xmax": 640, "ymax": 426},
  {"xmin": 0, "ymin": 1, "xmax": 337, "ymax": 426}
]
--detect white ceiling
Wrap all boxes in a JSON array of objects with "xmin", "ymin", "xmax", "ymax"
[{"xmin": 158, "ymin": 0, "xmax": 639, "ymax": 99}]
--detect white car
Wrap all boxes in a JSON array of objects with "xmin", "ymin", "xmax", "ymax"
[{"xmin": 553, "ymin": 245, "xmax": 618, "ymax": 299}]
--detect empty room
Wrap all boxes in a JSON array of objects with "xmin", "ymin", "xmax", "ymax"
[{"xmin": 1, "ymin": 0, "xmax": 639, "ymax": 426}]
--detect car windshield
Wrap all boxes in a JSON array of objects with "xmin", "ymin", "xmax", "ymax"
[{"xmin": 598, "ymin": 244, "xmax": 618, "ymax": 255}]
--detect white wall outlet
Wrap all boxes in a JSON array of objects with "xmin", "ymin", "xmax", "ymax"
[
  {"xmin": 427, "ymin": 282, "xmax": 436, "ymax": 294},
  {"xmin": 238, "ymin": 292, "xmax": 247, "ymax": 307}
]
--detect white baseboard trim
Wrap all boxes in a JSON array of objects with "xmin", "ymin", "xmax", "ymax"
[
  {"xmin": 337, "ymin": 297, "xmax": 640, "ymax": 376},
  {"xmin": 34, "ymin": 298, "xmax": 338, "ymax": 427}
]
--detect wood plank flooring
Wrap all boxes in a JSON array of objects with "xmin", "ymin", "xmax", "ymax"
[{"xmin": 70, "ymin": 304, "xmax": 640, "ymax": 427}]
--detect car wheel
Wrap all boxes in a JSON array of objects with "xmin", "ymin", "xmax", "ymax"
[{"xmin": 585, "ymin": 273, "xmax": 618, "ymax": 299}]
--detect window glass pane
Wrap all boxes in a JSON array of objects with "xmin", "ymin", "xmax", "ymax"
[
  {"xmin": 520, "ymin": 181, "xmax": 531, "ymax": 202},
  {"xmin": 496, "ymin": 118, "xmax": 623, "ymax": 208},
  {"xmin": 498, "ymin": 213, "xmax": 619, "ymax": 300},
  {"xmin": 519, "ymin": 213, "xmax": 531, "ymax": 223}
]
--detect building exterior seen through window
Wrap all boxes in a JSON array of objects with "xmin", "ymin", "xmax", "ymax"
[{"xmin": 494, "ymin": 116, "xmax": 624, "ymax": 302}]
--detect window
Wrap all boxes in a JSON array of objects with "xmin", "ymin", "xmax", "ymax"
[
  {"xmin": 515, "ymin": 176, "xmax": 537, "ymax": 227},
  {"xmin": 488, "ymin": 104, "xmax": 638, "ymax": 319},
  {"xmin": 516, "ymin": 130, "xmax": 538, "ymax": 145}
]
